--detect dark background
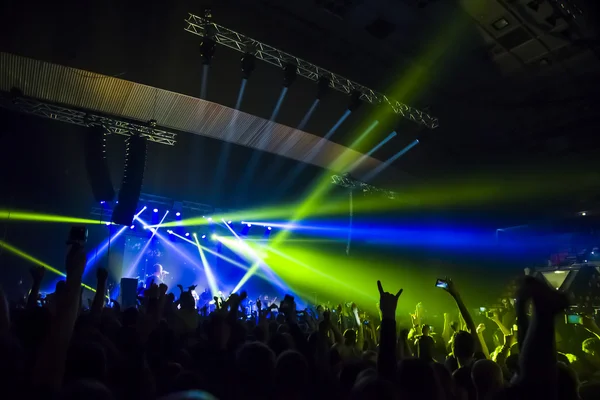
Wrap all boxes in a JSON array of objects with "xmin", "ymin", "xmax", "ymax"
[{"xmin": 1, "ymin": 0, "xmax": 600, "ymax": 308}]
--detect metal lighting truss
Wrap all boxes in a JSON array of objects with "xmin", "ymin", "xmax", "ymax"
[
  {"xmin": 1, "ymin": 95, "xmax": 177, "ymax": 146},
  {"xmin": 330, "ymin": 174, "xmax": 397, "ymax": 200},
  {"xmin": 184, "ymin": 13, "xmax": 439, "ymax": 129}
]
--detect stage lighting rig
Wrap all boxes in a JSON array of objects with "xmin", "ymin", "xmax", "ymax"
[
  {"xmin": 330, "ymin": 174, "xmax": 397, "ymax": 200},
  {"xmin": 184, "ymin": 12, "xmax": 438, "ymax": 128},
  {"xmin": 317, "ymin": 76, "xmax": 330, "ymax": 99},
  {"xmin": 348, "ymin": 90, "xmax": 362, "ymax": 111},
  {"xmin": 241, "ymin": 53, "xmax": 256, "ymax": 79},
  {"xmin": 200, "ymin": 36, "xmax": 216, "ymax": 65},
  {"xmin": 2, "ymin": 91, "xmax": 176, "ymax": 146},
  {"xmin": 283, "ymin": 63, "xmax": 297, "ymax": 87}
]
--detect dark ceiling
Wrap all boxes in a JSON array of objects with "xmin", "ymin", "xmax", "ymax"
[{"xmin": 1, "ymin": 0, "xmax": 599, "ymax": 219}]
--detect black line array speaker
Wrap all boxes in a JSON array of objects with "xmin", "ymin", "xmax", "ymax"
[
  {"xmin": 84, "ymin": 125, "xmax": 115, "ymax": 203},
  {"xmin": 112, "ymin": 135, "xmax": 147, "ymax": 226}
]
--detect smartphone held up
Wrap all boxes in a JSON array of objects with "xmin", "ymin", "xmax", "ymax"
[{"xmin": 435, "ymin": 279, "xmax": 448, "ymax": 289}]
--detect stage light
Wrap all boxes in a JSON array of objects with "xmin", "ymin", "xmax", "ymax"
[
  {"xmin": 212, "ymin": 234, "xmax": 218, "ymax": 240},
  {"xmin": 228, "ymin": 220, "xmax": 232, "ymax": 224},
  {"xmin": 268, "ymin": 227, "xmax": 272, "ymax": 230},
  {"xmin": 168, "ymin": 230, "xmax": 173, "ymax": 234},
  {"xmin": 153, "ymin": 208, "xmax": 158, "ymax": 213},
  {"xmin": 193, "ymin": 233, "xmax": 197, "ymax": 237},
  {"xmin": 241, "ymin": 53, "xmax": 256, "ymax": 79},
  {"xmin": 283, "ymin": 63, "xmax": 297, "ymax": 87},
  {"xmin": 581, "ymin": 212, "xmax": 587, "ymax": 216},
  {"xmin": 185, "ymin": 232, "xmax": 190, "ymax": 237},
  {"xmin": 348, "ymin": 90, "xmax": 362, "ymax": 111},
  {"xmin": 208, "ymin": 217, "xmax": 213, "ymax": 222},
  {"xmin": 247, "ymin": 223, "xmax": 252, "ymax": 227},
  {"xmin": 176, "ymin": 212, "xmax": 181, "ymax": 217},
  {"xmin": 100, "ymin": 201, "xmax": 106, "ymax": 204},
  {"xmin": 202, "ymin": 235, "xmax": 206, "ymax": 239},
  {"xmin": 105, "ymin": 222, "xmax": 111, "ymax": 226},
  {"xmin": 130, "ymin": 225, "xmax": 135, "ymax": 229},
  {"xmin": 200, "ymin": 36, "xmax": 216, "ymax": 65},
  {"xmin": 317, "ymin": 76, "xmax": 330, "ymax": 100}
]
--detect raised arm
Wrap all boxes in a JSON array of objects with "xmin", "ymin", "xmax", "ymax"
[
  {"xmin": 581, "ymin": 314, "xmax": 600, "ymax": 340},
  {"xmin": 476, "ymin": 323, "xmax": 490, "ymax": 359},
  {"xmin": 90, "ymin": 267, "xmax": 108, "ymax": 321},
  {"xmin": 442, "ymin": 312, "xmax": 452, "ymax": 345},
  {"xmin": 376, "ymin": 280, "xmax": 403, "ymax": 381},
  {"xmin": 26, "ymin": 266, "xmax": 45, "ymax": 309},
  {"xmin": 515, "ymin": 276, "xmax": 568, "ymax": 398},
  {"xmin": 444, "ymin": 279, "xmax": 482, "ymax": 353},
  {"xmin": 488, "ymin": 310, "xmax": 512, "ymax": 336},
  {"xmin": 32, "ymin": 243, "xmax": 87, "ymax": 390}
]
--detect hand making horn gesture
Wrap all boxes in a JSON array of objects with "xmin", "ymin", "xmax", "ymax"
[{"xmin": 377, "ymin": 280, "xmax": 403, "ymax": 320}]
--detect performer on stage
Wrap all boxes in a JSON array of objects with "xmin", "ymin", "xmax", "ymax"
[{"xmin": 145, "ymin": 263, "xmax": 166, "ymax": 287}]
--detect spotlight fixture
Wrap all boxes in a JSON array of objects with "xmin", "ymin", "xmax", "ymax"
[
  {"xmin": 176, "ymin": 212, "xmax": 181, "ymax": 217},
  {"xmin": 153, "ymin": 208, "xmax": 158, "ymax": 213},
  {"xmin": 581, "ymin": 211, "xmax": 587, "ymax": 216},
  {"xmin": 283, "ymin": 63, "xmax": 297, "ymax": 87},
  {"xmin": 167, "ymin": 230, "xmax": 173, "ymax": 234},
  {"xmin": 317, "ymin": 76, "xmax": 330, "ymax": 100},
  {"xmin": 348, "ymin": 90, "xmax": 362, "ymax": 111},
  {"xmin": 200, "ymin": 36, "xmax": 216, "ymax": 65},
  {"xmin": 105, "ymin": 222, "xmax": 111, "ymax": 226},
  {"xmin": 193, "ymin": 233, "xmax": 197, "ymax": 237},
  {"xmin": 241, "ymin": 53, "xmax": 256, "ymax": 79},
  {"xmin": 268, "ymin": 226, "xmax": 272, "ymax": 230},
  {"xmin": 211, "ymin": 234, "xmax": 218, "ymax": 240},
  {"xmin": 247, "ymin": 223, "xmax": 252, "ymax": 227},
  {"xmin": 130, "ymin": 225, "xmax": 135, "ymax": 229},
  {"xmin": 207, "ymin": 217, "xmax": 213, "ymax": 222},
  {"xmin": 100, "ymin": 201, "xmax": 106, "ymax": 204},
  {"xmin": 185, "ymin": 232, "xmax": 190, "ymax": 237},
  {"xmin": 201, "ymin": 235, "xmax": 206, "ymax": 239},
  {"xmin": 228, "ymin": 220, "xmax": 232, "ymax": 224}
]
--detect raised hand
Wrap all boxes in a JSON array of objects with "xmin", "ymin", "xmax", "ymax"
[
  {"xmin": 377, "ymin": 280, "xmax": 403, "ymax": 320},
  {"xmin": 159, "ymin": 283, "xmax": 168, "ymax": 296},
  {"xmin": 187, "ymin": 285, "xmax": 197, "ymax": 292},
  {"xmin": 65, "ymin": 244, "xmax": 86, "ymax": 280},
  {"xmin": 96, "ymin": 268, "xmax": 108, "ymax": 283},
  {"xmin": 444, "ymin": 278, "xmax": 459, "ymax": 298},
  {"xmin": 323, "ymin": 310, "xmax": 331, "ymax": 323},
  {"xmin": 476, "ymin": 323, "xmax": 486, "ymax": 335},
  {"xmin": 30, "ymin": 266, "xmax": 45, "ymax": 284}
]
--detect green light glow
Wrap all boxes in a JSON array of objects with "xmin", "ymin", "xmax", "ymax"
[
  {"xmin": 0, "ymin": 210, "xmax": 112, "ymax": 225},
  {"xmin": 0, "ymin": 240, "xmax": 97, "ymax": 293}
]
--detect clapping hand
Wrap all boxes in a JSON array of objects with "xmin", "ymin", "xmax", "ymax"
[{"xmin": 377, "ymin": 280, "xmax": 403, "ymax": 320}]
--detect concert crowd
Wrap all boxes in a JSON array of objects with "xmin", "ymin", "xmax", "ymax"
[{"xmin": 2, "ymin": 245, "xmax": 600, "ymax": 400}]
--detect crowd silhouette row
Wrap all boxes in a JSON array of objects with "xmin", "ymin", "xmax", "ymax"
[{"xmin": 1, "ymin": 243, "xmax": 600, "ymax": 399}]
